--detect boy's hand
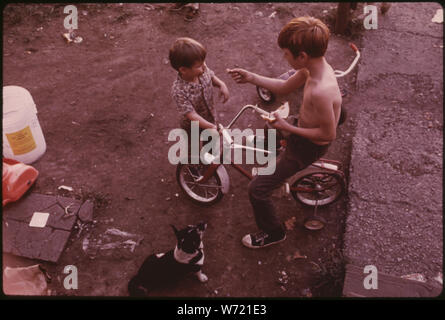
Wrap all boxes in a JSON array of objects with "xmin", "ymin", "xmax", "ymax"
[
  {"xmin": 226, "ymin": 68, "xmax": 254, "ymax": 84},
  {"xmin": 267, "ymin": 112, "xmax": 289, "ymax": 131},
  {"xmin": 218, "ymin": 82, "xmax": 229, "ymax": 103}
]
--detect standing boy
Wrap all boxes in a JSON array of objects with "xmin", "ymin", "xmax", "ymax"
[
  {"xmin": 170, "ymin": 37, "xmax": 229, "ymax": 148},
  {"xmin": 227, "ymin": 16, "xmax": 342, "ymax": 249}
]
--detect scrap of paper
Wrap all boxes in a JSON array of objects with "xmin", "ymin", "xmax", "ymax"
[{"xmin": 29, "ymin": 212, "xmax": 50, "ymax": 228}]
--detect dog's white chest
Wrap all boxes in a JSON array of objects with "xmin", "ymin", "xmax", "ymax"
[{"xmin": 174, "ymin": 245, "xmax": 204, "ymax": 265}]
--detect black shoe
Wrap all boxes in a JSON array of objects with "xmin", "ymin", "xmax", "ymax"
[{"xmin": 242, "ymin": 231, "xmax": 286, "ymax": 249}]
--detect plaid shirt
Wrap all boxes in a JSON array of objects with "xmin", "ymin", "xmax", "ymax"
[{"xmin": 171, "ymin": 67, "xmax": 216, "ymax": 131}]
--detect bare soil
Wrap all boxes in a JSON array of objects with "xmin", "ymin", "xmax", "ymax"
[{"xmin": 2, "ymin": 3, "xmax": 361, "ymax": 297}]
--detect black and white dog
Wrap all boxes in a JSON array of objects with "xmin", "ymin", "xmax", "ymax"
[{"xmin": 128, "ymin": 222, "xmax": 208, "ymax": 296}]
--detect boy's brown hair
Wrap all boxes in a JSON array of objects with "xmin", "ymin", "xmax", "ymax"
[
  {"xmin": 169, "ymin": 37, "xmax": 207, "ymax": 71},
  {"xmin": 278, "ymin": 16, "xmax": 330, "ymax": 58}
]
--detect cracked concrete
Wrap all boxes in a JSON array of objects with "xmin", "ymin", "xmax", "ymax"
[
  {"xmin": 3, "ymin": 193, "xmax": 92, "ymax": 263},
  {"xmin": 343, "ymin": 2, "xmax": 443, "ymax": 296}
]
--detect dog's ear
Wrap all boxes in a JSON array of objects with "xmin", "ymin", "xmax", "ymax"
[{"xmin": 170, "ymin": 224, "xmax": 179, "ymax": 238}]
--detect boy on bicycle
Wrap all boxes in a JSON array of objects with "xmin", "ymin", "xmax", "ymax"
[
  {"xmin": 227, "ymin": 16, "xmax": 342, "ymax": 249},
  {"xmin": 169, "ymin": 37, "xmax": 229, "ymax": 160}
]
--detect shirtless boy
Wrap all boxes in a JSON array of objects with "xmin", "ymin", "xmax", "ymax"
[{"xmin": 227, "ymin": 16, "xmax": 342, "ymax": 249}]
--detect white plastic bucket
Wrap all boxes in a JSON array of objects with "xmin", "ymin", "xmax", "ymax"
[{"xmin": 3, "ymin": 86, "xmax": 46, "ymax": 164}]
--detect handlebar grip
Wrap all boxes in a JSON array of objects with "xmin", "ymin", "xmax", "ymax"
[{"xmin": 349, "ymin": 42, "xmax": 359, "ymax": 52}]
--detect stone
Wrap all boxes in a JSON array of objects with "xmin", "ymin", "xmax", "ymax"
[{"xmin": 78, "ymin": 200, "xmax": 94, "ymax": 222}]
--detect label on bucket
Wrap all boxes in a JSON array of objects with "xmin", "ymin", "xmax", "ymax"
[{"xmin": 5, "ymin": 126, "xmax": 37, "ymax": 155}]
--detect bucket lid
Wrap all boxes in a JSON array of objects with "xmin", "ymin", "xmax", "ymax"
[{"xmin": 3, "ymin": 86, "xmax": 37, "ymax": 116}]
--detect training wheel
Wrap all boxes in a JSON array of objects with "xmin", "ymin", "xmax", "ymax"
[{"xmin": 303, "ymin": 216, "xmax": 326, "ymax": 231}]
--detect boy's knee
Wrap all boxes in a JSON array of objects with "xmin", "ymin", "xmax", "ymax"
[{"xmin": 248, "ymin": 177, "xmax": 270, "ymax": 200}]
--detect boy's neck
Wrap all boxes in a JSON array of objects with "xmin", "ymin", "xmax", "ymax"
[
  {"xmin": 180, "ymin": 73, "xmax": 199, "ymax": 83},
  {"xmin": 305, "ymin": 57, "xmax": 327, "ymax": 79}
]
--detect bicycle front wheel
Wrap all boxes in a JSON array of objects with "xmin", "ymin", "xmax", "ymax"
[{"xmin": 176, "ymin": 163, "xmax": 224, "ymax": 205}]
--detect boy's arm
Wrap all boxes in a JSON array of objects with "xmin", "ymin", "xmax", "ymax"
[
  {"xmin": 270, "ymin": 92, "xmax": 336, "ymax": 143},
  {"xmin": 186, "ymin": 111, "xmax": 217, "ymax": 130},
  {"xmin": 227, "ymin": 68, "xmax": 308, "ymax": 95},
  {"xmin": 211, "ymin": 75, "xmax": 229, "ymax": 103},
  {"xmin": 173, "ymin": 89, "xmax": 217, "ymax": 131}
]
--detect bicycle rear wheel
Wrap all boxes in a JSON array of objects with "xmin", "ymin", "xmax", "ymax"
[
  {"xmin": 176, "ymin": 163, "xmax": 224, "ymax": 205},
  {"xmin": 256, "ymin": 86, "xmax": 275, "ymax": 103},
  {"xmin": 291, "ymin": 169, "xmax": 345, "ymax": 206}
]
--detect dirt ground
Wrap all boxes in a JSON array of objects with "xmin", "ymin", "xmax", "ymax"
[{"xmin": 2, "ymin": 3, "xmax": 361, "ymax": 297}]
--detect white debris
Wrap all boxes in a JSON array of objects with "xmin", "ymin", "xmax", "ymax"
[
  {"xmin": 432, "ymin": 9, "xmax": 443, "ymax": 23},
  {"xmin": 268, "ymin": 11, "xmax": 277, "ymax": 18},
  {"xmin": 73, "ymin": 36, "xmax": 83, "ymax": 44},
  {"xmin": 401, "ymin": 273, "xmax": 427, "ymax": 283},
  {"xmin": 254, "ymin": 11, "xmax": 264, "ymax": 18},
  {"xmin": 82, "ymin": 228, "xmax": 144, "ymax": 258},
  {"xmin": 58, "ymin": 185, "xmax": 73, "ymax": 192},
  {"xmin": 105, "ymin": 228, "xmax": 138, "ymax": 238},
  {"xmin": 434, "ymin": 272, "xmax": 443, "ymax": 285}
]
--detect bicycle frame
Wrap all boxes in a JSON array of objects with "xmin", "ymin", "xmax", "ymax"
[{"xmin": 196, "ymin": 104, "xmax": 344, "ymax": 196}]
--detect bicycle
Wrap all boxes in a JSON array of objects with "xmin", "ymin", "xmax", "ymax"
[{"xmin": 176, "ymin": 102, "xmax": 346, "ymax": 231}]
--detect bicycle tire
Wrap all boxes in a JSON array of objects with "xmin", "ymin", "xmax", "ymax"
[
  {"xmin": 290, "ymin": 168, "xmax": 345, "ymax": 207},
  {"xmin": 176, "ymin": 163, "xmax": 224, "ymax": 206},
  {"xmin": 256, "ymin": 86, "xmax": 275, "ymax": 103}
]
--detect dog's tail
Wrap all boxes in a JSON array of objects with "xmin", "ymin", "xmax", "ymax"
[{"xmin": 128, "ymin": 276, "xmax": 148, "ymax": 297}]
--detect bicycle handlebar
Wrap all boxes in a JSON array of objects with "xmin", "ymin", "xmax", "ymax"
[
  {"xmin": 349, "ymin": 42, "xmax": 359, "ymax": 52},
  {"xmin": 225, "ymin": 104, "xmax": 268, "ymax": 129},
  {"xmin": 334, "ymin": 42, "xmax": 360, "ymax": 78}
]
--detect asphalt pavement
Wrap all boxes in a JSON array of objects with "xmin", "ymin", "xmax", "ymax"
[{"xmin": 342, "ymin": 2, "xmax": 443, "ymax": 297}]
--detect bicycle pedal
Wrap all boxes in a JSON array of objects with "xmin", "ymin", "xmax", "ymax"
[{"xmin": 274, "ymin": 183, "xmax": 290, "ymax": 198}]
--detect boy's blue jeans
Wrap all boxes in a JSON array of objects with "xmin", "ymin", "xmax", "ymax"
[{"xmin": 248, "ymin": 134, "xmax": 330, "ymax": 236}]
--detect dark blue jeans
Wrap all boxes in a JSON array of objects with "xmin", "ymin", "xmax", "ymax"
[{"xmin": 248, "ymin": 134, "xmax": 330, "ymax": 236}]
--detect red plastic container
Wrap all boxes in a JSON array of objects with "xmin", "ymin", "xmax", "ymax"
[{"xmin": 2, "ymin": 158, "xmax": 39, "ymax": 206}]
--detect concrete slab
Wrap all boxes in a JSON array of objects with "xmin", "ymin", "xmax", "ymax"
[
  {"xmin": 3, "ymin": 219, "xmax": 71, "ymax": 263},
  {"xmin": 343, "ymin": 264, "xmax": 442, "ymax": 297},
  {"xmin": 2, "ymin": 193, "xmax": 93, "ymax": 263},
  {"xmin": 3, "ymin": 193, "xmax": 57, "ymax": 222}
]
